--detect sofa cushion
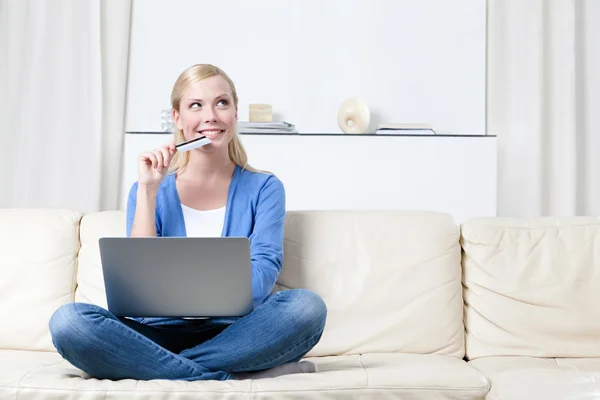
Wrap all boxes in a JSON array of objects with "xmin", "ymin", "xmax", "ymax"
[
  {"xmin": 281, "ymin": 211, "xmax": 465, "ymax": 358},
  {"xmin": 461, "ymin": 217, "xmax": 600, "ymax": 360},
  {"xmin": 0, "ymin": 350, "xmax": 490, "ymax": 399},
  {"xmin": 0, "ymin": 209, "xmax": 83, "ymax": 351},
  {"xmin": 74, "ymin": 211, "xmax": 126, "ymax": 307},
  {"xmin": 469, "ymin": 357, "xmax": 600, "ymax": 400}
]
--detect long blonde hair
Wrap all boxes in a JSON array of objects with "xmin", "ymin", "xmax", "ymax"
[{"xmin": 168, "ymin": 64, "xmax": 258, "ymax": 173}]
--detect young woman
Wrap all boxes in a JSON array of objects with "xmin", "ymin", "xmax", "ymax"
[{"xmin": 49, "ymin": 64, "xmax": 327, "ymax": 381}]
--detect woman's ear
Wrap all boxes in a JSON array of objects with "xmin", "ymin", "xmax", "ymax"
[{"xmin": 172, "ymin": 108, "xmax": 182, "ymax": 129}]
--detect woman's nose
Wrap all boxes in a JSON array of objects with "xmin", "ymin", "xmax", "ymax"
[{"xmin": 203, "ymin": 108, "xmax": 217, "ymax": 123}]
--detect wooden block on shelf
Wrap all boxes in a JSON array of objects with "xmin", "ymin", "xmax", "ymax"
[{"xmin": 249, "ymin": 104, "xmax": 273, "ymax": 122}]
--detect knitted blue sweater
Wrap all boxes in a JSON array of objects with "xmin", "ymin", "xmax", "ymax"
[{"xmin": 125, "ymin": 165, "xmax": 286, "ymax": 308}]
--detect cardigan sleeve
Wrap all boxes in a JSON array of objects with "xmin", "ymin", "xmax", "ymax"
[
  {"xmin": 125, "ymin": 182, "xmax": 138, "ymax": 237},
  {"xmin": 250, "ymin": 175, "xmax": 286, "ymax": 306}
]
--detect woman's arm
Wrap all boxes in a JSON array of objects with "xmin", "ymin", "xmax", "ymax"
[
  {"xmin": 126, "ymin": 182, "xmax": 160, "ymax": 237},
  {"xmin": 129, "ymin": 184, "xmax": 158, "ymax": 237},
  {"xmin": 127, "ymin": 143, "xmax": 175, "ymax": 237},
  {"xmin": 250, "ymin": 175, "xmax": 286, "ymax": 307}
]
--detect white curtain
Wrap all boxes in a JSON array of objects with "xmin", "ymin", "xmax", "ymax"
[
  {"xmin": 0, "ymin": 0, "xmax": 131, "ymax": 213},
  {"xmin": 489, "ymin": 0, "xmax": 600, "ymax": 217}
]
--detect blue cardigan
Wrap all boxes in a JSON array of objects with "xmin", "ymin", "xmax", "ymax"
[{"xmin": 125, "ymin": 165, "xmax": 286, "ymax": 308}]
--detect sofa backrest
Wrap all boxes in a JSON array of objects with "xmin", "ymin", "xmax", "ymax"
[
  {"xmin": 75, "ymin": 211, "xmax": 125, "ymax": 308},
  {"xmin": 0, "ymin": 209, "xmax": 83, "ymax": 351},
  {"xmin": 75, "ymin": 209, "xmax": 466, "ymax": 359},
  {"xmin": 461, "ymin": 216, "xmax": 600, "ymax": 359},
  {"xmin": 281, "ymin": 210, "xmax": 465, "ymax": 358},
  {"xmin": 4, "ymin": 208, "xmax": 599, "ymax": 359}
]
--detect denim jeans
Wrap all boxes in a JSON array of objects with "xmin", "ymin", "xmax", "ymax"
[{"xmin": 49, "ymin": 289, "xmax": 327, "ymax": 381}]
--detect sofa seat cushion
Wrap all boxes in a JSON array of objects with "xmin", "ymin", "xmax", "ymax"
[
  {"xmin": 469, "ymin": 356, "xmax": 600, "ymax": 400},
  {"xmin": 0, "ymin": 351, "xmax": 490, "ymax": 399}
]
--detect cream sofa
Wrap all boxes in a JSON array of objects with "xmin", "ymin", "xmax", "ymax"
[{"xmin": 0, "ymin": 209, "xmax": 598, "ymax": 399}]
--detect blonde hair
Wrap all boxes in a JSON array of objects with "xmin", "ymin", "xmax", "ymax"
[{"xmin": 168, "ymin": 64, "xmax": 259, "ymax": 173}]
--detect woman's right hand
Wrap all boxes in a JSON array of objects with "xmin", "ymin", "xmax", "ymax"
[{"xmin": 137, "ymin": 142, "xmax": 176, "ymax": 188}]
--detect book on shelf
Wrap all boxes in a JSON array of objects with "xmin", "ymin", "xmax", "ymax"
[
  {"xmin": 378, "ymin": 123, "xmax": 433, "ymax": 129},
  {"xmin": 237, "ymin": 121, "xmax": 297, "ymax": 134},
  {"xmin": 376, "ymin": 123, "xmax": 435, "ymax": 135},
  {"xmin": 376, "ymin": 128, "xmax": 436, "ymax": 135}
]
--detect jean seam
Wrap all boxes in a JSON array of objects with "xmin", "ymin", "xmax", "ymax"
[{"xmin": 232, "ymin": 329, "xmax": 323, "ymax": 371}]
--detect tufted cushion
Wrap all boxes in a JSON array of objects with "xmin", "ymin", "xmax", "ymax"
[
  {"xmin": 280, "ymin": 210, "xmax": 465, "ymax": 358},
  {"xmin": 0, "ymin": 209, "xmax": 83, "ymax": 351},
  {"xmin": 462, "ymin": 217, "xmax": 600, "ymax": 359},
  {"xmin": 74, "ymin": 211, "xmax": 126, "ymax": 308}
]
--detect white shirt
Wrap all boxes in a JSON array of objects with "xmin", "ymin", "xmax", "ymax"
[{"xmin": 180, "ymin": 203, "xmax": 226, "ymax": 237}]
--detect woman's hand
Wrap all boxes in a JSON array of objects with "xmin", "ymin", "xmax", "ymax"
[{"xmin": 137, "ymin": 142, "xmax": 176, "ymax": 188}]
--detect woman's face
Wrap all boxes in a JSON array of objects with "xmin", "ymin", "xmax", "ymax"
[{"xmin": 173, "ymin": 75, "xmax": 238, "ymax": 152}]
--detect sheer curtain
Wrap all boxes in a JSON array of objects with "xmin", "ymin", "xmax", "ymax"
[
  {"xmin": 488, "ymin": 0, "xmax": 600, "ymax": 217},
  {"xmin": 0, "ymin": 0, "xmax": 131, "ymax": 212}
]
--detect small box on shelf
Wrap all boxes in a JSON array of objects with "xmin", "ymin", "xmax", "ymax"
[{"xmin": 249, "ymin": 104, "xmax": 273, "ymax": 122}]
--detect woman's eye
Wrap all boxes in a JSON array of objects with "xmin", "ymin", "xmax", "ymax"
[
  {"xmin": 190, "ymin": 103, "xmax": 201, "ymax": 109},
  {"xmin": 217, "ymin": 99, "xmax": 228, "ymax": 106}
]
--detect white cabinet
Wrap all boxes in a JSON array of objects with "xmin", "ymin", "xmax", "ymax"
[{"xmin": 121, "ymin": 133, "xmax": 497, "ymax": 224}]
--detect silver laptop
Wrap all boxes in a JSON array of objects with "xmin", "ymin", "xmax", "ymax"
[{"xmin": 98, "ymin": 237, "xmax": 253, "ymax": 318}]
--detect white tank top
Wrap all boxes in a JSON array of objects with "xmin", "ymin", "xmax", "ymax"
[{"xmin": 181, "ymin": 203, "xmax": 226, "ymax": 237}]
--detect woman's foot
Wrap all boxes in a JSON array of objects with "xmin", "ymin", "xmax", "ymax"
[{"xmin": 234, "ymin": 361, "xmax": 317, "ymax": 380}]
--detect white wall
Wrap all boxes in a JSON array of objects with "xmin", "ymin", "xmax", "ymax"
[
  {"xmin": 126, "ymin": 0, "xmax": 486, "ymax": 134},
  {"xmin": 123, "ymin": 1, "xmax": 494, "ymax": 220}
]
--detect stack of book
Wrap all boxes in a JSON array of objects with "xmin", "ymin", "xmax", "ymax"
[
  {"xmin": 237, "ymin": 121, "xmax": 297, "ymax": 134},
  {"xmin": 376, "ymin": 123, "xmax": 436, "ymax": 135}
]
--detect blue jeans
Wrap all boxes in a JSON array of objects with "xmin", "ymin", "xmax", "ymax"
[{"xmin": 49, "ymin": 289, "xmax": 327, "ymax": 381}]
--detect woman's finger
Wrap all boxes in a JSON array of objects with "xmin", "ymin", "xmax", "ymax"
[
  {"xmin": 154, "ymin": 151, "xmax": 164, "ymax": 172},
  {"xmin": 145, "ymin": 153, "xmax": 158, "ymax": 169},
  {"xmin": 161, "ymin": 147, "xmax": 171, "ymax": 167}
]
